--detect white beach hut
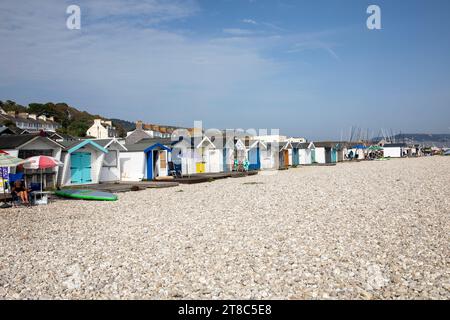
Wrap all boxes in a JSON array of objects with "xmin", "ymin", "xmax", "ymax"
[
  {"xmin": 93, "ymin": 138, "xmax": 128, "ymax": 182},
  {"xmin": 120, "ymin": 138, "xmax": 172, "ymax": 181},
  {"xmin": 298, "ymin": 142, "xmax": 315, "ymax": 165}
]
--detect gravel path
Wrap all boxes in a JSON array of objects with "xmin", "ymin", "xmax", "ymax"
[{"xmin": 1, "ymin": 156, "xmax": 449, "ymax": 299}]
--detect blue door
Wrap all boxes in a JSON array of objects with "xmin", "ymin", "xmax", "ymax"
[
  {"xmin": 146, "ymin": 151, "xmax": 154, "ymax": 180},
  {"xmin": 248, "ymin": 147, "xmax": 260, "ymax": 171},
  {"xmin": 331, "ymin": 149, "xmax": 337, "ymax": 163},
  {"xmin": 293, "ymin": 149, "xmax": 299, "ymax": 165},
  {"xmin": 70, "ymin": 152, "xmax": 92, "ymax": 184}
]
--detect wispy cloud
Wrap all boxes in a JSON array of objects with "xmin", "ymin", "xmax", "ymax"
[
  {"xmin": 0, "ymin": 0, "xmax": 343, "ymax": 129},
  {"xmin": 223, "ymin": 28, "xmax": 255, "ymax": 36},
  {"xmin": 242, "ymin": 19, "xmax": 257, "ymax": 25}
]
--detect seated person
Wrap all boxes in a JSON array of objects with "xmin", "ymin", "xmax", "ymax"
[{"xmin": 12, "ymin": 179, "xmax": 30, "ymax": 204}]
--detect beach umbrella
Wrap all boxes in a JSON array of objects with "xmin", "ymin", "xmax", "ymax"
[
  {"xmin": 0, "ymin": 152, "xmax": 28, "ymax": 209},
  {"xmin": 0, "ymin": 152, "xmax": 27, "ymax": 167},
  {"xmin": 367, "ymin": 145, "xmax": 383, "ymax": 151},
  {"xmin": 22, "ymin": 156, "xmax": 63, "ymax": 192}
]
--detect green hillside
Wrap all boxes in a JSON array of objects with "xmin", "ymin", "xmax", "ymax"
[{"xmin": 0, "ymin": 100, "xmax": 129, "ymax": 137}]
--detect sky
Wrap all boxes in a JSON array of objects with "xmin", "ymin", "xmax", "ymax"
[{"xmin": 1, "ymin": 0, "xmax": 449, "ymax": 140}]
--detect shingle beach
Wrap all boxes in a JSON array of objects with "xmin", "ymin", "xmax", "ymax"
[{"xmin": 1, "ymin": 156, "xmax": 449, "ymax": 299}]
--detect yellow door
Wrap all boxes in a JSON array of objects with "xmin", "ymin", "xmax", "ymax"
[{"xmin": 196, "ymin": 162, "xmax": 205, "ymax": 173}]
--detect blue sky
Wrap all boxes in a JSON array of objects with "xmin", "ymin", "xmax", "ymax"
[{"xmin": 1, "ymin": 0, "xmax": 449, "ymax": 140}]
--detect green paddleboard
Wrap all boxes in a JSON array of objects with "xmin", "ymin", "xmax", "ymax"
[{"xmin": 55, "ymin": 189, "xmax": 118, "ymax": 201}]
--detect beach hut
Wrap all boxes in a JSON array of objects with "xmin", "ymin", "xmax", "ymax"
[
  {"xmin": 59, "ymin": 140, "xmax": 108, "ymax": 186},
  {"xmin": 336, "ymin": 143, "xmax": 349, "ymax": 162},
  {"xmin": 291, "ymin": 142, "xmax": 303, "ymax": 166},
  {"xmin": 93, "ymin": 139, "xmax": 128, "ymax": 182},
  {"xmin": 314, "ymin": 142, "xmax": 339, "ymax": 164},
  {"xmin": 279, "ymin": 141, "xmax": 293, "ymax": 168},
  {"xmin": 246, "ymin": 140, "xmax": 267, "ymax": 171},
  {"xmin": 383, "ymin": 143, "xmax": 407, "ymax": 158},
  {"xmin": 259, "ymin": 142, "xmax": 278, "ymax": 169},
  {"xmin": 348, "ymin": 144, "xmax": 367, "ymax": 160},
  {"xmin": 0, "ymin": 134, "xmax": 64, "ymax": 187},
  {"xmin": 120, "ymin": 138, "xmax": 172, "ymax": 181},
  {"xmin": 298, "ymin": 142, "xmax": 315, "ymax": 165},
  {"xmin": 172, "ymin": 136, "xmax": 222, "ymax": 174},
  {"xmin": 198, "ymin": 136, "xmax": 222, "ymax": 173}
]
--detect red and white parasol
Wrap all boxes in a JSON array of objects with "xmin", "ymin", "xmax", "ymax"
[
  {"xmin": 23, "ymin": 156, "xmax": 64, "ymax": 192},
  {"xmin": 23, "ymin": 156, "xmax": 63, "ymax": 170}
]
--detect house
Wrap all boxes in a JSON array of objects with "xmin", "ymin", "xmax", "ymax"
[
  {"xmin": 59, "ymin": 140, "xmax": 109, "ymax": 186},
  {"xmin": 254, "ymin": 134, "xmax": 288, "ymax": 143},
  {"xmin": 0, "ymin": 133, "xmax": 64, "ymax": 188},
  {"xmin": 314, "ymin": 142, "xmax": 339, "ymax": 164},
  {"xmin": 298, "ymin": 142, "xmax": 315, "ymax": 165},
  {"xmin": 383, "ymin": 143, "xmax": 407, "ymax": 158},
  {"xmin": 86, "ymin": 119, "xmax": 117, "ymax": 139},
  {"xmin": 0, "ymin": 111, "xmax": 60, "ymax": 132},
  {"xmin": 92, "ymin": 139, "xmax": 128, "ymax": 182},
  {"xmin": 125, "ymin": 121, "xmax": 193, "ymax": 144},
  {"xmin": 120, "ymin": 138, "xmax": 173, "ymax": 181}
]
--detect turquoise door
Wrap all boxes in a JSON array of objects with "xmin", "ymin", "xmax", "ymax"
[
  {"xmin": 311, "ymin": 149, "xmax": 316, "ymax": 163},
  {"xmin": 70, "ymin": 152, "xmax": 92, "ymax": 184},
  {"xmin": 331, "ymin": 149, "xmax": 337, "ymax": 163},
  {"xmin": 293, "ymin": 149, "xmax": 299, "ymax": 165}
]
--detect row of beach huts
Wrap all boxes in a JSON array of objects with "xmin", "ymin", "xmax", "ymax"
[{"xmin": 0, "ymin": 120, "xmax": 431, "ymax": 189}]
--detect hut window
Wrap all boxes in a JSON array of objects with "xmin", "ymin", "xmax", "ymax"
[{"xmin": 103, "ymin": 150, "xmax": 118, "ymax": 167}]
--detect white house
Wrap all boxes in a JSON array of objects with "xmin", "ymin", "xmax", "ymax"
[
  {"xmin": 59, "ymin": 140, "xmax": 109, "ymax": 186},
  {"xmin": 383, "ymin": 143, "xmax": 407, "ymax": 158},
  {"xmin": 86, "ymin": 119, "xmax": 117, "ymax": 139},
  {"xmin": 0, "ymin": 111, "xmax": 60, "ymax": 132},
  {"xmin": 120, "ymin": 138, "xmax": 172, "ymax": 181},
  {"xmin": 93, "ymin": 139, "xmax": 128, "ymax": 182}
]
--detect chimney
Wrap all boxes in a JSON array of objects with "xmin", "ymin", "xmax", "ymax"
[
  {"xmin": 28, "ymin": 114, "xmax": 37, "ymax": 120},
  {"xmin": 135, "ymin": 120, "xmax": 143, "ymax": 130}
]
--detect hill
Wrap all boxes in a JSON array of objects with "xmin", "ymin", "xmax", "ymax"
[
  {"xmin": 0, "ymin": 100, "xmax": 130, "ymax": 137},
  {"xmin": 373, "ymin": 133, "xmax": 450, "ymax": 148}
]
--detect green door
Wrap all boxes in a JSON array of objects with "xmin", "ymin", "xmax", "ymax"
[
  {"xmin": 70, "ymin": 152, "xmax": 92, "ymax": 184},
  {"xmin": 311, "ymin": 149, "xmax": 316, "ymax": 163}
]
